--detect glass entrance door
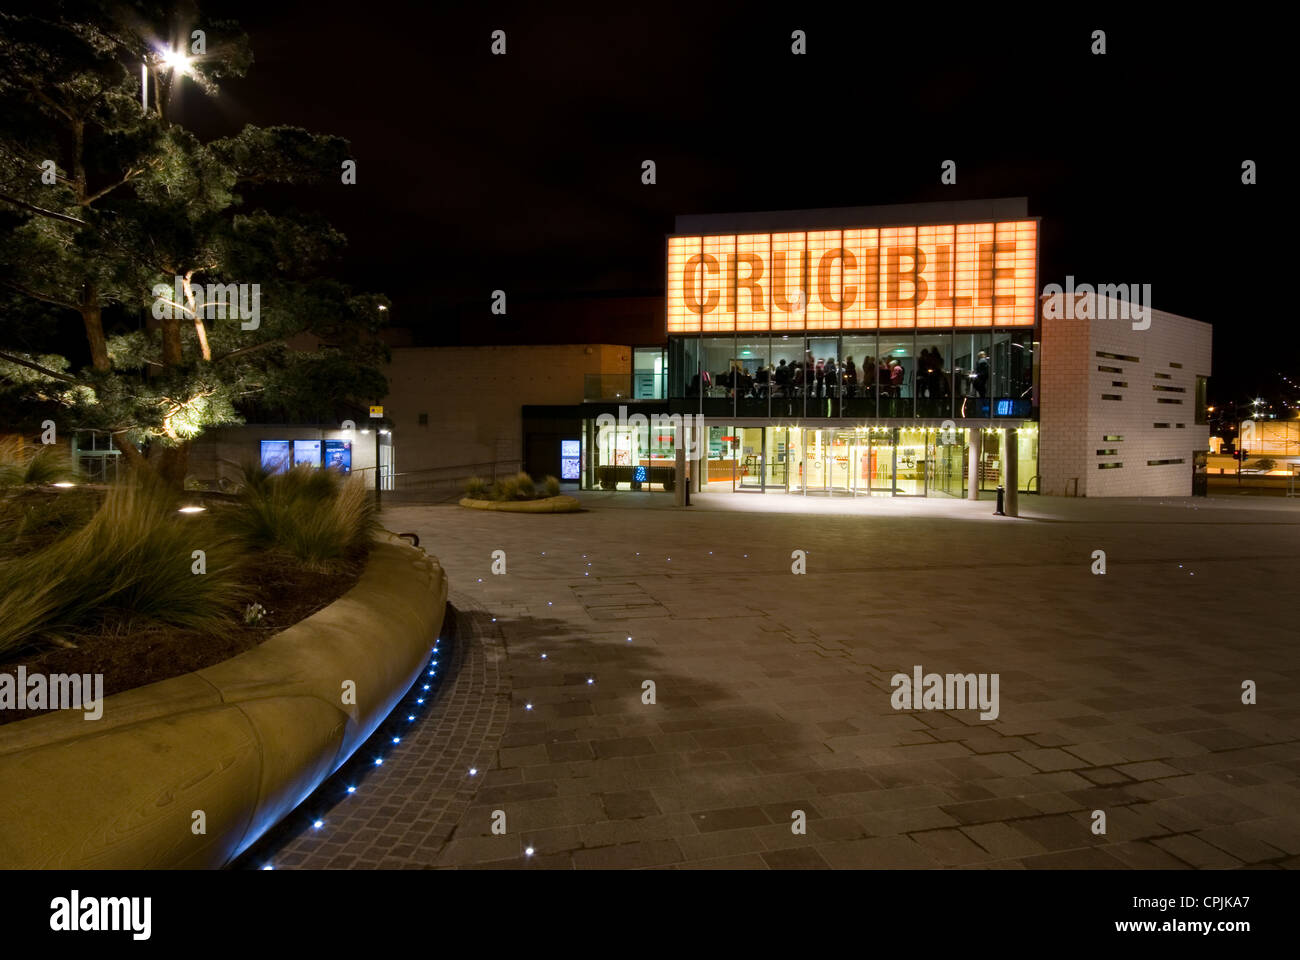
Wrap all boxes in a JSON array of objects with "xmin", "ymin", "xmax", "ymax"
[
  {"xmin": 803, "ymin": 428, "xmax": 830, "ymax": 494},
  {"xmin": 929, "ymin": 429, "xmax": 965, "ymax": 497},
  {"xmin": 895, "ymin": 428, "xmax": 926, "ymax": 496},
  {"xmin": 867, "ymin": 431, "xmax": 894, "ymax": 494},
  {"xmin": 766, "ymin": 426, "xmax": 789, "ymax": 490},
  {"xmin": 828, "ymin": 431, "xmax": 853, "ymax": 494},
  {"xmin": 736, "ymin": 426, "xmax": 765, "ymax": 491}
]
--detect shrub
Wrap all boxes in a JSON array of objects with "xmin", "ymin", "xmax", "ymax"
[
  {"xmin": 542, "ymin": 475, "xmax": 560, "ymax": 497},
  {"xmin": 0, "ymin": 445, "xmax": 80, "ymax": 487},
  {"xmin": 464, "ymin": 476, "xmax": 489, "ymax": 499},
  {"xmin": 0, "ymin": 478, "xmax": 245, "ymax": 656},
  {"xmin": 0, "ymin": 487, "xmax": 99, "ymax": 559},
  {"xmin": 513, "ymin": 471, "xmax": 536, "ymax": 500},
  {"xmin": 226, "ymin": 463, "xmax": 377, "ymax": 571},
  {"xmin": 490, "ymin": 475, "xmax": 519, "ymax": 501}
]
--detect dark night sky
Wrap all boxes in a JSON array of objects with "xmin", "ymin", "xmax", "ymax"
[{"xmin": 173, "ymin": 2, "xmax": 1278, "ymax": 403}]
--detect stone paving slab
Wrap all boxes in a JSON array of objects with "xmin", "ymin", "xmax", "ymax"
[{"xmin": 265, "ymin": 492, "xmax": 1300, "ymax": 869}]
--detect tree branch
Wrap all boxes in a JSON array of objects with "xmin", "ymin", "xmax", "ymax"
[
  {"xmin": 82, "ymin": 167, "xmax": 143, "ymax": 206},
  {"xmin": 0, "ymin": 192, "xmax": 87, "ymax": 226},
  {"xmin": 0, "ymin": 278, "xmax": 81, "ymax": 311},
  {"xmin": 215, "ymin": 338, "xmax": 286, "ymax": 363},
  {"xmin": 0, "ymin": 350, "xmax": 82, "ymax": 384}
]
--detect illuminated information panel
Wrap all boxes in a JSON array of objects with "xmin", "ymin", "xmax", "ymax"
[{"xmin": 667, "ymin": 220, "xmax": 1038, "ymax": 333}]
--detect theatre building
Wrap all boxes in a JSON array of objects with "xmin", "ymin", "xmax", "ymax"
[
  {"xmin": 561, "ymin": 197, "xmax": 1211, "ymax": 499},
  {"xmin": 370, "ymin": 198, "xmax": 1211, "ymax": 501}
]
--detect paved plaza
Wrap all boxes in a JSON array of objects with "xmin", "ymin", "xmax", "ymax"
[{"xmin": 274, "ymin": 491, "xmax": 1300, "ymax": 869}]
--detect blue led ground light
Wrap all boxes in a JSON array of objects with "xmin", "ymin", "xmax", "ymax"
[{"xmin": 233, "ymin": 622, "xmax": 456, "ymax": 870}]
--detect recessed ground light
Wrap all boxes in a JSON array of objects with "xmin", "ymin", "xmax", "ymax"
[
  {"xmin": 52, "ymin": 481, "xmax": 76, "ymax": 488},
  {"xmin": 469, "ymin": 768, "xmax": 477, "ymax": 776},
  {"xmin": 313, "ymin": 820, "xmax": 324, "ymax": 829},
  {"xmin": 346, "ymin": 786, "xmax": 356, "ymax": 794},
  {"xmin": 525, "ymin": 847, "xmax": 535, "ymax": 856},
  {"xmin": 525, "ymin": 703, "xmax": 533, "ymax": 710},
  {"xmin": 374, "ymin": 758, "xmax": 383, "ymax": 766},
  {"xmin": 178, "ymin": 505, "xmax": 205, "ymax": 513}
]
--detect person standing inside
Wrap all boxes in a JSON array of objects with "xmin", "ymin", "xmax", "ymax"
[
  {"xmin": 844, "ymin": 356, "xmax": 858, "ymax": 398},
  {"xmin": 974, "ymin": 350, "xmax": 990, "ymax": 398},
  {"xmin": 935, "ymin": 343, "xmax": 956, "ymax": 395},
  {"xmin": 890, "ymin": 358, "xmax": 904, "ymax": 398}
]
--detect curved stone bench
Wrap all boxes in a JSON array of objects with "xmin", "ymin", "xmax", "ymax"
[
  {"xmin": 0, "ymin": 533, "xmax": 447, "ymax": 869},
  {"xmin": 458, "ymin": 495, "xmax": 582, "ymax": 513}
]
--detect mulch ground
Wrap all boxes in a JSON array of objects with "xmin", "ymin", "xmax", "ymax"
[{"xmin": 0, "ymin": 549, "xmax": 366, "ymax": 726}]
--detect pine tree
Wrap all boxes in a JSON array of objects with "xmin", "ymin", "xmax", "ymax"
[{"xmin": 0, "ymin": 2, "xmax": 390, "ymax": 486}]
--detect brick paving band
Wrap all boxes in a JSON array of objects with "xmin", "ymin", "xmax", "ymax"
[{"xmin": 261, "ymin": 596, "xmax": 512, "ymax": 869}]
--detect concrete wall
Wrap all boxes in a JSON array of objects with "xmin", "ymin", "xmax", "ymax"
[
  {"xmin": 1041, "ymin": 293, "xmax": 1212, "ymax": 497},
  {"xmin": 383, "ymin": 344, "xmax": 628, "ymax": 477},
  {"xmin": 190, "ymin": 424, "xmax": 378, "ymax": 488}
]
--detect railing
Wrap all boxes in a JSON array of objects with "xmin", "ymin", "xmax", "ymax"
[{"xmin": 382, "ymin": 460, "xmax": 524, "ymax": 501}]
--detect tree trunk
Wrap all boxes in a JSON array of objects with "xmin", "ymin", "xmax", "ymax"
[
  {"xmin": 80, "ymin": 293, "xmax": 110, "ymax": 372},
  {"xmin": 160, "ymin": 315, "xmax": 183, "ymax": 366},
  {"xmin": 114, "ymin": 434, "xmax": 148, "ymax": 473},
  {"xmin": 150, "ymin": 441, "xmax": 191, "ymax": 489}
]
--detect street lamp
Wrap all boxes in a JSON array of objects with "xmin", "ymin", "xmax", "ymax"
[
  {"xmin": 142, "ymin": 46, "xmax": 193, "ymax": 116},
  {"xmin": 158, "ymin": 47, "xmax": 192, "ymax": 73}
]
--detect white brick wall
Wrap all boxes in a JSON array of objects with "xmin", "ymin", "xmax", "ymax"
[{"xmin": 1041, "ymin": 293, "xmax": 1211, "ymax": 497}]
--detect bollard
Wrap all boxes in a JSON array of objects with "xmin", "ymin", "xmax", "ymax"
[{"xmin": 994, "ymin": 485, "xmax": 1005, "ymax": 516}]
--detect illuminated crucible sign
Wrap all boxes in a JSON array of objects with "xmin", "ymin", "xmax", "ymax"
[{"xmin": 667, "ymin": 220, "xmax": 1038, "ymax": 333}]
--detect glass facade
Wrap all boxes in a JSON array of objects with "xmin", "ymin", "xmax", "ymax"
[
  {"xmin": 668, "ymin": 331, "xmax": 1038, "ymax": 421},
  {"xmin": 632, "ymin": 347, "xmax": 666, "ymax": 399},
  {"xmin": 581, "ymin": 420, "xmax": 1039, "ymax": 497}
]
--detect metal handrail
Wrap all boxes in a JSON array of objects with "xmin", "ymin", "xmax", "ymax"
[{"xmin": 383, "ymin": 460, "xmax": 524, "ymax": 500}]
